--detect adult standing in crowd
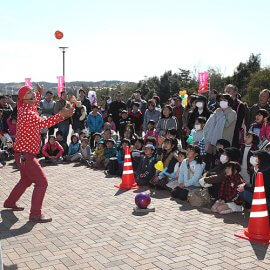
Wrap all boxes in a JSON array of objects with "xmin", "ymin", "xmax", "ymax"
[
  {"xmin": 107, "ymin": 91, "xmax": 126, "ymax": 132},
  {"xmin": 79, "ymin": 89, "xmax": 91, "ymax": 115},
  {"xmin": 187, "ymin": 95, "xmax": 211, "ymax": 131},
  {"xmin": 172, "ymin": 96, "xmax": 184, "ymax": 139},
  {"xmin": 249, "ymin": 89, "xmax": 270, "ymax": 128},
  {"xmin": 225, "ymin": 84, "xmax": 246, "ymax": 148},
  {"xmin": 40, "ymin": 90, "xmax": 56, "ymax": 137},
  {"xmin": 3, "ymin": 84, "xmax": 74, "ymax": 223},
  {"xmin": 207, "ymin": 89, "xmax": 219, "ymax": 112},
  {"xmin": 54, "ymin": 91, "xmax": 71, "ymax": 143},
  {"xmin": 127, "ymin": 90, "xmax": 147, "ymax": 115},
  {"xmin": 143, "ymin": 99, "xmax": 161, "ymax": 132},
  {"xmin": 0, "ymin": 95, "xmax": 13, "ymax": 132}
]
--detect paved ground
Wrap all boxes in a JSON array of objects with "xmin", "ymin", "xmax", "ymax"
[{"xmin": 0, "ymin": 160, "xmax": 269, "ymax": 270}]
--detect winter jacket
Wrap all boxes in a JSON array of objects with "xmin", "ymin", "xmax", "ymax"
[
  {"xmin": 80, "ymin": 145, "xmax": 91, "ymax": 159},
  {"xmin": 218, "ymin": 174, "xmax": 244, "ymax": 205},
  {"xmin": 42, "ymin": 141, "xmax": 64, "ymax": 158},
  {"xmin": 129, "ymin": 110, "xmax": 143, "ymax": 132},
  {"xmin": 104, "ymin": 147, "xmax": 117, "ymax": 159},
  {"xmin": 249, "ymin": 122, "xmax": 263, "ymax": 138},
  {"xmin": 87, "ymin": 112, "xmax": 103, "ymax": 133},
  {"xmin": 260, "ymin": 123, "xmax": 270, "ymax": 141},
  {"xmin": 203, "ymin": 163, "xmax": 227, "ymax": 184},
  {"xmin": 143, "ymin": 109, "xmax": 161, "ymax": 131},
  {"xmin": 7, "ymin": 116, "xmax": 16, "ymax": 139},
  {"xmin": 156, "ymin": 116, "xmax": 178, "ymax": 137},
  {"xmin": 136, "ymin": 154, "xmax": 156, "ymax": 182},
  {"xmin": 68, "ymin": 142, "xmax": 81, "ymax": 156},
  {"xmin": 178, "ymin": 159, "xmax": 204, "ymax": 187},
  {"xmin": 40, "ymin": 99, "xmax": 55, "ymax": 117},
  {"xmin": 204, "ymin": 108, "xmax": 236, "ymax": 146}
]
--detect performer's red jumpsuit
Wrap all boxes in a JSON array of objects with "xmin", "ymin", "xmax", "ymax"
[{"xmin": 4, "ymin": 92, "xmax": 64, "ymax": 219}]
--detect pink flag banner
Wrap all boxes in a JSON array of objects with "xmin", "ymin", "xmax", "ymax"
[
  {"xmin": 25, "ymin": 78, "xmax": 32, "ymax": 88},
  {"xmin": 198, "ymin": 72, "xmax": 209, "ymax": 93},
  {"xmin": 57, "ymin": 76, "xmax": 65, "ymax": 97},
  {"xmin": 88, "ymin": 90, "xmax": 97, "ymax": 105}
]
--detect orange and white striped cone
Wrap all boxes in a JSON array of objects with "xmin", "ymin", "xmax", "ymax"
[
  {"xmin": 235, "ymin": 172, "xmax": 270, "ymax": 245},
  {"xmin": 115, "ymin": 146, "xmax": 139, "ymax": 190}
]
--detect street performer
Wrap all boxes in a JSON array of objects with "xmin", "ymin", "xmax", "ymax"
[{"xmin": 3, "ymin": 83, "xmax": 74, "ymax": 223}]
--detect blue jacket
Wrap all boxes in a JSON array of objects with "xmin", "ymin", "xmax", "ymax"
[
  {"xmin": 68, "ymin": 142, "xmax": 81, "ymax": 156},
  {"xmin": 178, "ymin": 159, "xmax": 204, "ymax": 188},
  {"xmin": 87, "ymin": 112, "xmax": 103, "ymax": 133}
]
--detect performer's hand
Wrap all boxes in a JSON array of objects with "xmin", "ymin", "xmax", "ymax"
[
  {"xmin": 35, "ymin": 82, "xmax": 44, "ymax": 95},
  {"xmin": 60, "ymin": 106, "xmax": 75, "ymax": 118}
]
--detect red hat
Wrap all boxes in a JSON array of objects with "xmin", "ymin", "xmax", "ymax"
[{"xmin": 17, "ymin": 85, "xmax": 32, "ymax": 108}]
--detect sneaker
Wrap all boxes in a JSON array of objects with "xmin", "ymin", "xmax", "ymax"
[
  {"xmin": 4, "ymin": 204, "xmax": 24, "ymax": 211},
  {"xmin": 29, "ymin": 215, "xmax": 52, "ymax": 223}
]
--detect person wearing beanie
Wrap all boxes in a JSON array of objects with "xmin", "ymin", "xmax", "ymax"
[{"xmin": 3, "ymin": 83, "xmax": 74, "ymax": 223}]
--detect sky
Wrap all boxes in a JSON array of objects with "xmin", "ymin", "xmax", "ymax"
[{"xmin": 1, "ymin": 0, "xmax": 270, "ymax": 83}]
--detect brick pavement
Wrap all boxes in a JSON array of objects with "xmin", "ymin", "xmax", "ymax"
[{"xmin": 0, "ymin": 160, "xmax": 269, "ymax": 269}]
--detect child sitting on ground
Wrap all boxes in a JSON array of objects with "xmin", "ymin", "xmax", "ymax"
[
  {"xmin": 92, "ymin": 132, "xmax": 102, "ymax": 151},
  {"xmin": 56, "ymin": 130, "xmax": 68, "ymax": 156},
  {"xmin": 106, "ymin": 114, "xmax": 116, "ymax": 131},
  {"xmin": 166, "ymin": 150, "xmax": 187, "ymax": 190},
  {"xmin": 42, "ymin": 135, "xmax": 64, "ymax": 163},
  {"xmin": 151, "ymin": 138, "xmax": 178, "ymax": 189},
  {"xmin": 92, "ymin": 141, "xmax": 105, "ymax": 169},
  {"xmin": 211, "ymin": 161, "xmax": 244, "ymax": 214},
  {"xmin": 6, "ymin": 115, "xmax": 17, "ymax": 141},
  {"xmin": 104, "ymin": 139, "xmax": 117, "ymax": 168},
  {"xmin": 64, "ymin": 134, "xmax": 81, "ymax": 162},
  {"xmin": 131, "ymin": 137, "xmax": 144, "ymax": 171},
  {"xmin": 212, "ymin": 139, "xmax": 231, "ymax": 169},
  {"xmin": 171, "ymin": 145, "xmax": 204, "ymax": 200},
  {"xmin": 135, "ymin": 144, "xmax": 157, "ymax": 186},
  {"xmin": 116, "ymin": 139, "xmax": 131, "ymax": 175},
  {"xmin": 79, "ymin": 137, "xmax": 92, "ymax": 165},
  {"xmin": 144, "ymin": 120, "xmax": 159, "ymax": 143},
  {"xmin": 240, "ymin": 132, "xmax": 259, "ymax": 185}
]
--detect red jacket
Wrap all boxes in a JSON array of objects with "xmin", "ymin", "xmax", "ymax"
[
  {"xmin": 14, "ymin": 92, "xmax": 64, "ymax": 155},
  {"xmin": 42, "ymin": 141, "xmax": 64, "ymax": 158},
  {"xmin": 260, "ymin": 122, "xmax": 270, "ymax": 141}
]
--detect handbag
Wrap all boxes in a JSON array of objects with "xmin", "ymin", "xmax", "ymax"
[{"xmin": 187, "ymin": 188, "xmax": 211, "ymax": 207}]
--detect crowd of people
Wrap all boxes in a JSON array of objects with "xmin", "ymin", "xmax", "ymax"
[{"xmin": 1, "ymin": 85, "xmax": 270, "ymax": 215}]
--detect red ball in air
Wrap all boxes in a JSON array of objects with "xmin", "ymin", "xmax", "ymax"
[{"xmin": 55, "ymin": 30, "xmax": 63, "ymax": 40}]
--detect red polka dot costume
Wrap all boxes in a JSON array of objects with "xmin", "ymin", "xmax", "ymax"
[
  {"xmin": 14, "ymin": 91, "xmax": 64, "ymax": 155},
  {"xmin": 4, "ymin": 85, "xmax": 65, "ymax": 221}
]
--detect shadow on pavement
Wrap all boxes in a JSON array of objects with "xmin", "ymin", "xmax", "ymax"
[
  {"xmin": 0, "ymin": 210, "xmax": 36, "ymax": 240},
  {"xmin": 4, "ymin": 264, "xmax": 18, "ymax": 270},
  {"xmin": 250, "ymin": 242, "xmax": 269, "ymax": 260}
]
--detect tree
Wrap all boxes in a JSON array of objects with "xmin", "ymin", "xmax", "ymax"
[
  {"xmin": 246, "ymin": 68, "xmax": 270, "ymax": 105},
  {"xmin": 158, "ymin": 71, "xmax": 172, "ymax": 104},
  {"xmin": 208, "ymin": 68, "xmax": 226, "ymax": 92},
  {"xmin": 229, "ymin": 53, "xmax": 261, "ymax": 97}
]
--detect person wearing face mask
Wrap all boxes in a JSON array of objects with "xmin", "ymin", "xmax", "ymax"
[
  {"xmin": 240, "ymin": 132, "xmax": 260, "ymax": 185},
  {"xmin": 237, "ymin": 150, "xmax": 270, "ymax": 209},
  {"xmin": 190, "ymin": 117, "xmax": 206, "ymax": 145},
  {"xmin": 203, "ymin": 94, "xmax": 237, "ymax": 170},
  {"xmin": 187, "ymin": 95, "xmax": 211, "ymax": 131},
  {"xmin": 199, "ymin": 147, "xmax": 241, "ymax": 200}
]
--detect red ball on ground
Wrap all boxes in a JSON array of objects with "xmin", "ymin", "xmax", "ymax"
[
  {"xmin": 135, "ymin": 193, "xmax": 151, "ymax": 209},
  {"xmin": 55, "ymin": 30, "xmax": 63, "ymax": 39}
]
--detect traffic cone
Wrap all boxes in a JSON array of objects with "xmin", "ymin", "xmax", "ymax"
[
  {"xmin": 235, "ymin": 172, "xmax": 270, "ymax": 245},
  {"xmin": 115, "ymin": 146, "xmax": 139, "ymax": 190}
]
